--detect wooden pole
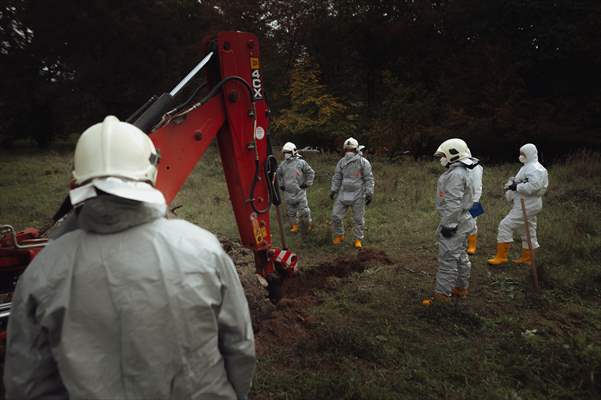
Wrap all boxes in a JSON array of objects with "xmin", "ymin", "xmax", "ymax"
[
  {"xmin": 520, "ymin": 197, "xmax": 539, "ymax": 289},
  {"xmin": 270, "ymin": 170, "xmax": 288, "ymax": 250},
  {"xmin": 275, "ymin": 204, "xmax": 288, "ymax": 250}
]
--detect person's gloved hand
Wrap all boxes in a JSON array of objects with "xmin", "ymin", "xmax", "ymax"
[
  {"xmin": 440, "ymin": 226, "xmax": 457, "ymax": 238},
  {"xmin": 506, "ymin": 181, "xmax": 518, "ymax": 191},
  {"xmin": 300, "ymin": 183, "xmax": 308, "ymax": 189},
  {"xmin": 365, "ymin": 193, "xmax": 373, "ymax": 205},
  {"xmin": 329, "ymin": 191, "xmax": 337, "ymax": 200}
]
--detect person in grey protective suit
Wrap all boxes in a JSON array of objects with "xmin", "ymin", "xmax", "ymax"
[
  {"xmin": 3, "ymin": 116, "xmax": 255, "ymax": 400},
  {"xmin": 488, "ymin": 143, "xmax": 548, "ymax": 266},
  {"xmin": 330, "ymin": 137, "xmax": 375, "ymax": 249},
  {"xmin": 276, "ymin": 142, "xmax": 315, "ymax": 233},
  {"xmin": 423, "ymin": 138, "xmax": 476, "ymax": 305}
]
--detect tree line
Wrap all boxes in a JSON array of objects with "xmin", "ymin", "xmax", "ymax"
[{"xmin": 1, "ymin": 0, "xmax": 600, "ymax": 161}]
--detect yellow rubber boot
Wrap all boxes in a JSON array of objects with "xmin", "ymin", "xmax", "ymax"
[
  {"xmin": 422, "ymin": 292, "xmax": 451, "ymax": 306},
  {"xmin": 332, "ymin": 235, "xmax": 345, "ymax": 245},
  {"xmin": 487, "ymin": 242, "xmax": 511, "ymax": 266},
  {"xmin": 512, "ymin": 249, "xmax": 533, "ymax": 266},
  {"xmin": 452, "ymin": 287, "xmax": 469, "ymax": 299},
  {"xmin": 467, "ymin": 234, "xmax": 477, "ymax": 255},
  {"xmin": 290, "ymin": 224, "xmax": 300, "ymax": 233},
  {"xmin": 354, "ymin": 239, "xmax": 362, "ymax": 249}
]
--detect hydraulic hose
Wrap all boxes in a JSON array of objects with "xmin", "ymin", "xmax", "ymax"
[
  {"xmin": 202, "ymin": 76, "xmax": 273, "ymax": 215},
  {"xmin": 265, "ymin": 154, "xmax": 281, "ymax": 206},
  {"xmin": 172, "ymin": 81, "xmax": 208, "ymax": 114},
  {"xmin": 198, "ymin": 76, "xmax": 254, "ymax": 110}
]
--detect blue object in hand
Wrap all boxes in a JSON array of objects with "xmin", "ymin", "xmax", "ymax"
[{"xmin": 469, "ymin": 202, "xmax": 485, "ymax": 218}]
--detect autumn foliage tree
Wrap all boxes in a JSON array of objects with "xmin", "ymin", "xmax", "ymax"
[{"xmin": 272, "ymin": 53, "xmax": 353, "ymax": 150}]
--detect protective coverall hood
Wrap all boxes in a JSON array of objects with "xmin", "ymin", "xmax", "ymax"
[
  {"xmin": 77, "ymin": 195, "xmax": 167, "ymax": 234},
  {"xmin": 520, "ymin": 143, "xmax": 539, "ymax": 163},
  {"xmin": 340, "ymin": 151, "xmax": 362, "ymax": 166}
]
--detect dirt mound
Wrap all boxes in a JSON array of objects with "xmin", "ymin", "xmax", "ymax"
[{"xmin": 219, "ymin": 237, "xmax": 395, "ymax": 355}]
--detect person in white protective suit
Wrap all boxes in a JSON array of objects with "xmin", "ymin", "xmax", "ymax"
[
  {"xmin": 330, "ymin": 137, "xmax": 375, "ymax": 249},
  {"xmin": 488, "ymin": 143, "xmax": 548, "ymax": 266},
  {"xmin": 423, "ymin": 138, "xmax": 476, "ymax": 305},
  {"xmin": 276, "ymin": 142, "xmax": 315, "ymax": 233},
  {"xmin": 3, "ymin": 116, "xmax": 256, "ymax": 400},
  {"xmin": 466, "ymin": 149, "xmax": 484, "ymax": 255}
]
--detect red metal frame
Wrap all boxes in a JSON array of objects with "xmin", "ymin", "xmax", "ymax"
[
  {"xmin": 151, "ymin": 95, "xmax": 225, "ymax": 203},
  {"xmin": 150, "ymin": 31, "xmax": 278, "ymax": 277}
]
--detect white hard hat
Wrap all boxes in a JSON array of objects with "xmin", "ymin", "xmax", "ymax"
[
  {"xmin": 434, "ymin": 138, "xmax": 471, "ymax": 163},
  {"xmin": 73, "ymin": 115, "xmax": 159, "ymax": 185},
  {"xmin": 71, "ymin": 116, "xmax": 164, "ymax": 204},
  {"xmin": 282, "ymin": 142, "xmax": 297, "ymax": 153},
  {"xmin": 343, "ymin": 137, "xmax": 359, "ymax": 149}
]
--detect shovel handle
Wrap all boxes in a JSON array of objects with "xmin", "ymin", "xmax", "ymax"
[{"xmin": 520, "ymin": 197, "xmax": 539, "ymax": 289}]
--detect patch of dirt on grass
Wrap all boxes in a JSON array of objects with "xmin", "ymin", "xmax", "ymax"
[
  {"xmin": 254, "ymin": 250, "xmax": 393, "ymax": 355},
  {"xmin": 220, "ymin": 238, "xmax": 395, "ymax": 356},
  {"xmin": 283, "ymin": 250, "xmax": 385, "ymax": 298}
]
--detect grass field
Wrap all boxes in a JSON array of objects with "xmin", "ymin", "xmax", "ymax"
[{"xmin": 1, "ymin": 145, "xmax": 600, "ymax": 399}]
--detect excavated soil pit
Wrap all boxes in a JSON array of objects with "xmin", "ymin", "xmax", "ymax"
[
  {"xmin": 220, "ymin": 237, "xmax": 394, "ymax": 355},
  {"xmin": 281, "ymin": 249, "xmax": 393, "ymax": 299}
]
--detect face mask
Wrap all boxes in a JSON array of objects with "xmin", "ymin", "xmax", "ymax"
[
  {"xmin": 284, "ymin": 153, "xmax": 291, "ymax": 159},
  {"xmin": 440, "ymin": 157, "xmax": 449, "ymax": 167},
  {"xmin": 519, "ymin": 154, "xmax": 527, "ymax": 164},
  {"xmin": 345, "ymin": 151, "xmax": 355, "ymax": 157}
]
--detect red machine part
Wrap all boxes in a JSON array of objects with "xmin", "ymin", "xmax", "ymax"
[
  {"xmin": 1, "ymin": 227, "xmax": 48, "ymax": 341},
  {"xmin": 150, "ymin": 31, "xmax": 292, "ymax": 282},
  {"xmin": 0, "ymin": 227, "xmax": 48, "ymax": 293},
  {"xmin": 0, "ymin": 227, "xmax": 47, "ymax": 274}
]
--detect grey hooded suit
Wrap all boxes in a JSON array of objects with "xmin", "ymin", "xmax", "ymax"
[
  {"xmin": 4, "ymin": 195, "xmax": 255, "ymax": 400},
  {"xmin": 435, "ymin": 161, "xmax": 476, "ymax": 295},
  {"xmin": 276, "ymin": 155, "xmax": 315, "ymax": 225},
  {"xmin": 330, "ymin": 152, "xmax": 375, "ymax": 240}
]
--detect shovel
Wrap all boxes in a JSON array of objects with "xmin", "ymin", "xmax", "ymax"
[{"xmin": 520, "ymin": 197, "xmax": 539, "ymax": 289}]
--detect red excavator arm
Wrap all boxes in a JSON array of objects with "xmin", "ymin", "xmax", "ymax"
[
  {"xmin": 0, "ymin": 31, "xmax": 296, "ymax": 341},
  {"xmin": 146, "ymin": 32, "xmax": 296, "ymax": 289}
]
